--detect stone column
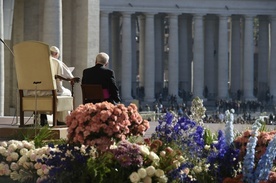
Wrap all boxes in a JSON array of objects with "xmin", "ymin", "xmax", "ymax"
[
  {"xmin": 257, "ymin": 15, "xmax": 269, "ymax": 99},
  {"xmin": 230, "ymin": 15, "xmax": 242, "ymax": 96},
  {"xmin": 144, "ymin": 13, "xmax": 155, "ymax": 103},
  {"xmin": 193, "ymin": 14, "xmax": 205, "ymax": 99},
  {"xmin": 72, "ymin": 0, "xmax": 100, "ymax": 106},
  {"xmin": 154, "ymin": 14, "xmax": 164, "ymax": 94},
  {"xmin": 243, "ymin": 15, "xmax": 255, "ymax": 100},
  {"xmin": 121, "ymin": 12, "xmax": 133, "ymax": 103},
  {"xmin": 204, "ymin": 15, "xmax": 217, "ymax": 99},
  {"xmin": 187, "ymin": 16, "xmax": 193, "ymax": 93},
  {"xmin": 179, "ymin": 14, "xmax": 192, "ymax": 95},
  {"xmin": 0, "ymin": 0, "xmax": 3, "ymax": 116},
  {"xmin": 138, "ymin": 15, "xmax": 145, "ymax": 88},
  {"xmin": 269, "ymin": 16, "xmax": 276, "ymax": 103},
  {"xmin": 43, "ymin": 0, "xmax": 62, "ymax": 58},
  {"xmin": 100, "ymin": 11, "xmax": 111, "ymax": 58},
  {"xmin": 111, "ymin": 13, "xmax": 121, "ymax": 82},
  {"xmin": 168, "ymin": 13, "xmax": 180, "ymax": 97},
  {"xmin": 131, "ymin": 15, "xmax": 137, "ymax": 98},
  {"xmin": 217, "ymin": 15, "xmax": 229, "ymax": 99}
]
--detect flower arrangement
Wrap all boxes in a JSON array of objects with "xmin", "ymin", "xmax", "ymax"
[
  {"xmin": 0, "ymin": 100, "xmax": 275, "ymax": 183},
  {"xmin": 66, "ymin": 101, "xmax": 150, "ymax": 151}
]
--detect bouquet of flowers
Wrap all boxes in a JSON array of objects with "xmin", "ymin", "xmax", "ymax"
[{"xmin": 66, "ymin": 102, "xmax": 150, "ymax": 151}]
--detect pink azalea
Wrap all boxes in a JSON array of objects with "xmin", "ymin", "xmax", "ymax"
[{"xmin": 67, "ymin": 102, "xmax": 149, "ymax": 151}]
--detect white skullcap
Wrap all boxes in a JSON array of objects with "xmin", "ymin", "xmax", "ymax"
[{"xmin": 50, "ymin": 46, "xmax": 60, "ymax": 54}]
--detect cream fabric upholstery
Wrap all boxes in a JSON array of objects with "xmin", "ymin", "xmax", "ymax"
[{"xmin": 13, "ymin": 41, "xmax": 74, "ymax": 127}]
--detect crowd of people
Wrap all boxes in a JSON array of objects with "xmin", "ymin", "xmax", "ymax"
[{"xmin": 139, "ymin": 98, "xmax": 276, "ymax": 125}]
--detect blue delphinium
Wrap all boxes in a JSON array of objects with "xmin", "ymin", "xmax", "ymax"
[
  {"xmin": 167, "ymin": 162, "xmax": 197, "ymax": 182},
  {"xmin": 242, "ymin": 119, "xmax": 262, "ymax": 183},
  {"xmin": 254, "ymin": 134, "xmax": 276, "ymax": 183},
  {"xmin": 207, "ymin": 130, "xmax": 240, "ymax": 183}
]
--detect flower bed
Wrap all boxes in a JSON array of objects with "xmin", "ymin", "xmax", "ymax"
[{"xmin": 0, "ymin": 98, "xmax": 275, "ymax": 183}]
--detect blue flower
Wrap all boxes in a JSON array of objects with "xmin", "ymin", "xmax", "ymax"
[
  {"xmin": 254, "ymin": 134, "xmax": 276, "ymax": 182},
  {"xmin": 242, "ymin": 120, "xmax": 261, "ymax": 183}
]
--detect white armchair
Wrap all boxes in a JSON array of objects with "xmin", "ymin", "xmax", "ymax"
[{"xmin": 13, "ymin": 41, "xmax": 77, "ymax": 127}]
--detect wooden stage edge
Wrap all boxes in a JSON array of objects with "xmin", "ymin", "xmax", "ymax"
[{"xmin": 0, "ymin": 116, "xmax": 68, "ymax": 140}]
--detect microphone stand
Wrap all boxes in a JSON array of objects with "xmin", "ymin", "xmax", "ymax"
[{"xmin": 0, "ymin": 38, "xmax": 18, "ymax": 125}]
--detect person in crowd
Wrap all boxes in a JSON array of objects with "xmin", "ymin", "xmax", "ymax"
[{"xmin": 82, "ymin": 52, "xmax": 121, "ymax": 104}]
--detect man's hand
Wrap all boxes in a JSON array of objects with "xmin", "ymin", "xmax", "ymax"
[{"xmin": 70, "ymin": 77, "xmax": 80, "ymax": 85}]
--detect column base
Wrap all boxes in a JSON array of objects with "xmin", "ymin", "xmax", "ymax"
[
  {"xmin": 121, "ymin": 97, "xmax": 134, "ymax": 106},
  {"xmin": 144, "ymin": 97, "xmax": 156, "ymax": 104},
  {"xmin": 243, "ymin": 96, "xmax": 257, "ymax": 101}
]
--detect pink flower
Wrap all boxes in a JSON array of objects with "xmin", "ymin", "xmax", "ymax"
[{"xmin": 67, "ymin": 102, "xmax": 150, "ymax": 151}]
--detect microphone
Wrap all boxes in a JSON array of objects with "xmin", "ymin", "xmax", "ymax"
[{"xmin": 0, "ymin": 38, "xmax": 14, "ymax": 57}]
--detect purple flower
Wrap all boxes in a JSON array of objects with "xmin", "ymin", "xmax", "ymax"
[{"xmin": 112, "ymin": 140, "xmax": 143, "ymax": 168}]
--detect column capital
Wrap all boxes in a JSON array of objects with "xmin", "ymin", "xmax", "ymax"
[
  {"xmin": 121, "ymin": 11, "xmax": 134, "ymax": 17},
  {"xmin": 218, "ymin": 14, "xmax": 230, "ymax": 18},
  {"xmin": 100, "ymin": 11, "xmax": 112, "ymax": 18},
  {"xmin": 243, "ymin": 14, "xmax": 255, "ymax": 20},
  {"xmin": 168, "ymin": 13, "xmax": 181, "ymax": 18},
  {"xmin": 218, "ymin": 14, "xmax": 230, "ymax": 21},
  {"xmin": 193, "ymin": 13, "xmax": 205, "ymax": 19},
  {"xmin": 143, "ymin": 12, "xmax": 156, "ymax": 17}
]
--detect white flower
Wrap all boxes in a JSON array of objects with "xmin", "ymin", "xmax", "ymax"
[
  {"xmin": 7, "ymin": 144, "xmax": 17, "ymax": 152},
  {"xmin": 37, "ymin": 169, "xmax": 43, "ymax": 176},
  {"xmin": 204, "ymin": 145, "xmax": 210, "ymax": 150},
  {"xmin": 138, "ymin": 168, "xmax": 147, "ymax": 178},
  {"xmin": 177, "ymin": 155, "xmax": 185, "ymax": 162},
  {"xmin": 139, "ymin": 145, "xmax": 150, "ymax": 156},
  {"xmin": 18, "ymin": 155, "xmax": 27, "ymax": 166},
  {"xmin": 129, "ymin": 172, "xmax": 140, "ymax": 183},
  {"xmin": 146, "ymin": 166, "xmax": 156, "ymax": 177},
  {"xmin": 34, "ymin": 163, "xmax": 42, "ymax": 169},
  {"xmin": 0, "ymin": 146, "xmax": 7, "ymax": 155},
  {"xmin": 109, "ymin": 143, "xmax": 117, "ymax": 149},
  {"xmin": 10, "ymin": 162, "xmax": 19, "ymax": 171},
  {"xmin": 159, "ymin": 151, "xmax": 166, "ymax": 157},
  {"xmin": 0, "ymin": 141, "xmax": 7, "ymax": 147},
  {"xmin": 0, "ymin": 163, "xmax": 10, "ymax": 176},
  {"xmin": 193, "ymin": 165, "xmax": 202, "ymax": 173},
  {"xmin": 143, "ymin": 176, "xmax": 152, "ymax": 183},
  {"xmin": 155, "ymin": 169, "xmax": 164, "ymax": 177},
  {"xmin": 173, "ymin": 160, "xmax": 180, "ymax": 168},
  {"xmin": 10, "ymin": 152, "xmax": 19, "ymax": 161},
  {"xmin": 148, "ymin": 151, "xmax": 160, "ymax": 162},
  {"xmin": 10, "ymin": 171, "xmax": 20, "ymax": 180},
  {"xmin": 19, "ymin": 148, "xmax": 28, "ymax": 156},
  {"xmin": 22, "ymin": 140, "xmax": 35, "ymax": 149},
  {"xmin": 157, "ymin": 175, "xmax": 168, "ymax": 183}
]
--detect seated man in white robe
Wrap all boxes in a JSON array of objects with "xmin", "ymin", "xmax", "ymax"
[{"xmin": 27, "ymin": 46, "xmax": 77, "ymax": 126}]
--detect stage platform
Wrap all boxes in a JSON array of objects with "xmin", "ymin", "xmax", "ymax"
[{"xmin": 0, "ymin": 116, "xmax": 68, "ymax": 140}]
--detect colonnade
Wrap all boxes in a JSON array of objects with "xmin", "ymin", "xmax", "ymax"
[{"xmin": 100, "ymin": 11, "xmax": 276, "ymax": 104}]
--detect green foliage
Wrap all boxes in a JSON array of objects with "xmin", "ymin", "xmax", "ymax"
[
  {"xmin": 22, "ymin": 126, "xmax": 55, "ymax": 147},
  {"xmin": 204, "ymin": 128, "xmax": 216, "ymax": 145},
  {"xmin": 87, "ymin": 152, "xmax": 113, "ymax": 183}
]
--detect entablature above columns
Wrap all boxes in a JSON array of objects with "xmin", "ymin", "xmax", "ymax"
[{"xmin": 101, "ymin": 0, "xmax": 276, "ymax": 17}]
